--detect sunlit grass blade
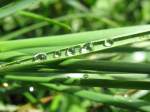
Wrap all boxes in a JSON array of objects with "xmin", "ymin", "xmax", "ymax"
[
  {"xmin": 1, "ymin": 25, "xmax": 150, "ymax": 52},
  {"xmin": 1, "ymin": 25, "xmax": 150, "ymax": 73}
]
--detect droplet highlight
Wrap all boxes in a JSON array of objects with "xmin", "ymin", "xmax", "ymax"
[
  {"xmin": 33, "ymin": 53, "xmax": 47, "ymax": 62},
  {"xmin": 65, "ymin": 47, "xmax": 76, "ymax": 56},
  {"xmin": 29, "ymin": 86, "xmax": 34, "ymax": 92},
  {"xmin": 103, "ymin": 39, "xmax": 114, "ymax": 47},
  {"xmin": 80, "ymin": 42, "xmax": 94, "ymax": 53},
  {"xmin": 53, "ymin": 51, "xmax": 61, "ymax": 58}
]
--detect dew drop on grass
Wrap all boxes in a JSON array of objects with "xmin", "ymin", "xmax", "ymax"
[
  {"xmin": 83, "ymin": 74, "xmax": 88, "ymax": 79},
  {"xmin": 103, "ymin": 39, "xmax": 114, "ymax": 47},
  {"xmin": 65, "ymin": 47, "xmax": 75, "ymax": 56},
  {"xmin": 80, "ymin": 42, "xmax": 94, "ymax": 53},
  {"xmin": 33, "ymin": 53, "xmax": 47, "ymax": 62},
  {"xmin": 53, "ymin": 51, "xmax": 61, "ymax": 58}
]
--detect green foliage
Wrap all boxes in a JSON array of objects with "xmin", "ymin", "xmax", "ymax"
[{"xmin": 0, "ymin": 0, "xmax": 150, "ymax": 112}]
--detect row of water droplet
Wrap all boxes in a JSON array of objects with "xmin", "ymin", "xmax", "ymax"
[
  {"xmin": 0, "ymin": 39, "xmax": 114, "ymax": 67},
  {"xmin": 33, "ymin": 42, "xmax": 94, "ymax": 62},
  {"xmin": 32, "ymin": 39, "xmax": 114, "ymax": 62}
]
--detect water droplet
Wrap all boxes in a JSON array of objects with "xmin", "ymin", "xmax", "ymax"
[
  {"xmin": 33, "ymin": 53, "xmax": 47, "ymax": 62},
  {"xmin": 103, "ymin": 39, "xmax": 114, "ymax": 47},
  {"xmin": 53, "ymin": 51, "xmax": 61, "ymax": 58},
  {"xmin": 29, "ymin": 86, "xmax": 34, "ymax": 92},
  {"xmin": 3, "ymin": 82, "xmax": 9, "ymax": 87},
  {"xmin": 65, "ymin": 48, "xmax": 75, "ymax": 56},
  {"xmin": 83, "ymin": 74, "xmax": 88, "ymax": 79},
  {"xmin": 80, "ymin": 42, "xmax": 94, "ymax": 53}
]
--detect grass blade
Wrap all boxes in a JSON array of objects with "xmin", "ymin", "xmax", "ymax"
[
  {"xmin": 42, "ymin": 83, "xmax": 150, "ymax": 112},
  {"xmin": 19, "ymin": 11, "xmax": 71, "ymax": 30},
  {"xmin": 5, "ymin": 74, "xmax": 150, "ymax": 90},
  {"xmin": 1, "ymin": 25, "xmax": 150, "ymax": 52},
  {"xmin": 59, "ymin": 59, "xmax": 150, "ymax": 74},
  {"xmin": 1, "ymin": 25, "xmax": 150, "ymax": 73}
]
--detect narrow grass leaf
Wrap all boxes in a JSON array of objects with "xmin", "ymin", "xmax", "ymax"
[
  {"xmin": 1, "ymin": 25, "xmax": 150, "ymax": 73},
  {"xmin": 19, "ymin": 11, "xmax": 71, "ymax": 30},
  {"xmin": 42, "ymin": 83, "xmax": 150, "ymax": 112},
  {"xmin": 5, "ymin": 74, "xmax": 150, "ymax": 90}
]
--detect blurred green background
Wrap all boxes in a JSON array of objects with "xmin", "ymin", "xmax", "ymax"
[
  {"xmin": 1, "ymin": 0, "xmax": 150, "ymax": 40},
  {"xmin": 0, "ymin": 0, "xmax": 150, "ymax": 112}
]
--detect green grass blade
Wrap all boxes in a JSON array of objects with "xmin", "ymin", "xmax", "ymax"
[
  {"xmin": 0, "ymin": 22, "xmax": 48, "ymax": 41},
  {"xmin": 42, "ymin": 83, "xmax": 150, "ymax": 112},
  {"xmin": 1, "ymin": 25, "xmax": 150, "ymax": 73},
  {"xmin": 1, "ymin": 56, "xmax": 150, "ymax": 74},
  {"xmin": 5, "ymin": 74, "xmax": 150, "ymax": 89},
  {"xmin": 19, "ymin": 11, "xmax": 71, "ymax": 30},
  {"xmin": 1, "ymin": 25, "xmax": 150, "ymax": 52},
  {"xmin": 59, "ymin": 59, "xmax": 150, "ymax": 74}
]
